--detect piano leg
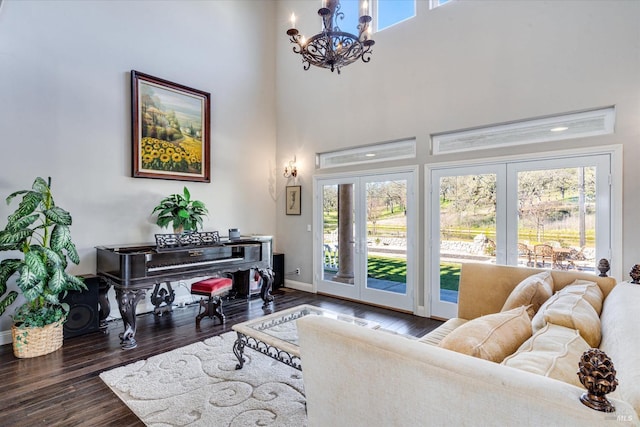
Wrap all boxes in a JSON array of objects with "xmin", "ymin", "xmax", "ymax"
[
  {"xmin": 151, "ymin": 281, "xmax": 175, "ymax": 316},
  {"xmin": 257, "ymin": 268, "xmax": 275, "ymax": 308},
  {"xmin": 115, "ymin": 288, "xmax": 146, "ymax": 350},
  {"xmin": 97, "ymin": 277, "xmax": 111, "ymax": 334}
]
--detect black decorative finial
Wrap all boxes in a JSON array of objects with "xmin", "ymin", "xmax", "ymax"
[
  {"xmin": 597, "ymin": 258, "xmax": 610, "ymax": 277},
  {"xmin": 630, "ymin": 264, "xmax": 640, "ymax": 284}
]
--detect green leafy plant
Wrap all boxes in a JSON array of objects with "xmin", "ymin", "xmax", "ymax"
[
  {"xmin": 0, "ymin": 177, "xmax": 85, "ymax": 328},
  {"xmin": 151, "ymin": 186, "xmax": 208, "ymax": 233}
]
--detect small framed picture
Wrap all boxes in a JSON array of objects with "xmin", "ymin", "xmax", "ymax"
[
  {"xmin": 286, "ymin": 185, "xmax": 301, "ymax": 215},
  {"xmin": 131, "ymin": 70, "xmax": 211, "ymax": 182}
]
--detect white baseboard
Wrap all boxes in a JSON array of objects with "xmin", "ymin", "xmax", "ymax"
[
  {"xmin": 0, "ymin": 330, "xmax": 11, "ymax": 346},
  {"xmin": 283, "ymin": 279, "xmax": 313, "ymax": 293}
]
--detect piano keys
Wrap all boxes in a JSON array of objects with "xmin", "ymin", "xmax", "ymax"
[{"xmin": 96, "ymin": 235, "xmax": 273, "ymax": 349}]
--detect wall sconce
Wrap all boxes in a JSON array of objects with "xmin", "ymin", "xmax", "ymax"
[{"xmin": 284, "ymin": 157, "xmax": 298, "ymax": 178}]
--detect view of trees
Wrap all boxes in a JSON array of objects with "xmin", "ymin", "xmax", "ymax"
[
  {"xmin": 322, "ymin": 181, "xmax": 407, "ymax": 238},
  {"xmin": 517, "ymin": 168, "xmax": 595, "ymax": 245},
  {"xmin": 439, "ymin": 167, "xmax": 596, "ymax": 247},
  {"xmin": 366, "ymin": 181, "xmax": 406, "ymax": 236},
  {"xmin": 440, "ymin": 174, "xmax": 497, "ymax": 237}
]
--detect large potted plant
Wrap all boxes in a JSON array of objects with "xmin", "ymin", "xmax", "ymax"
[
  {"xmin": 0, "ymin": 177, "xmax": 85, "ymax": 358},
  {"xmin": 151, "ymin": 186, "xmax": 208, "ymax": 233}
]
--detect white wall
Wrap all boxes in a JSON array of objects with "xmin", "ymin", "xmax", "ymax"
[
  {"xmin": 275, "ymin": 0, "xmax": 640, "ymax": 308},
  {"xmin": 0, "ymin": 0, "xmax": 277, "ymax": 339}
]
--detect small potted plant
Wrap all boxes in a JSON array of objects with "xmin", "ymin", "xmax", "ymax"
[
  {"xmin": 0, "ymin": 177, "xmax": 85, "ymax": 358},
  {"xmin": 151, "ymin": 186, "xmax": 208, "ymax": 233}
]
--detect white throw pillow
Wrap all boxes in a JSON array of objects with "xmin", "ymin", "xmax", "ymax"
[
  {"xmin": 557, "ymin": 279, "xmax": 604, "ymax": 315},
  {"xmin": 502, "ymin": 323, "xmax": 590, "ymax": 388},
  {"xmin": 531, "ymin": 291, "xmax": 601, "ymax": 347}
]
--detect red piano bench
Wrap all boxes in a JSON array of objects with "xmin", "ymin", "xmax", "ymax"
[{"xmin": 191, "ymin": 277, "xmax": 233, "ymax": 326}]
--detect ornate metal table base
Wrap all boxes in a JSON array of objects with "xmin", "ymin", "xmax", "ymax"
[
  {"xmin": 151, "ymin": 281, "xmax": 175, "ymax": 316},
  {"xmin": 233, "ymin": 332, "xmax": 302, "ymax": 371},
  {"xmin": 232, "ymin": 305, "xmax": 379, "ymax": 371}
]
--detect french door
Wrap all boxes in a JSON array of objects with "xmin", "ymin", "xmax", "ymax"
[
  {"xmin": 314, "ymin": 169, "xmax": 416, "ymax": 312},
  {"xmin": 429, "ymin": 154, "xmax": 612, "ymax": 319},
  {"xmin": 429, "ymin": 165, "xmax": 504, "ymax": 319}
]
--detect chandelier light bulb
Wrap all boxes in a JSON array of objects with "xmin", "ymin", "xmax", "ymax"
[{"xmin": 290, "ymin": 13, "xmax": 296, "ymax": 28}]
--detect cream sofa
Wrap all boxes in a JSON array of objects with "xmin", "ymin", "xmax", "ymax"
[{"xmin": 298, "ymin": 263, "xmax": 640, "ymax": 426}]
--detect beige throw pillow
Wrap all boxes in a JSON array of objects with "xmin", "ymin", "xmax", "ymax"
[
  {"xmin": 557, "ymin": 279, "xmax": 604, "ymax": 315},
  {"xmin": 501, "ymin": 271, "xmax": 554, "ymax": 317},
  {"xmin": 439, "ymin": 306, "xmax": 532, "ymax": 363},
  {"xmin": 502, "ymin": 323, "xmax": 590, "ymax": 388},
  {"xmin": 531, "ymin": 291, "xmax": 601, "ymax": 347},
  {"xmin": 418, "ymin": 318, "xmax": 468, "ymax": 346}
]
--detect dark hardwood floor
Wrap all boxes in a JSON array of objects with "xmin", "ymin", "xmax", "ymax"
[{"xmin": 0, "ymin": 288, "xmax": 442, "ymax": 427}]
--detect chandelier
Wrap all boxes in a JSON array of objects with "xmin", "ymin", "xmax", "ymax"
[{"xmin": 286, "ymin": 0, "xmax": 375, "ymax": 74}]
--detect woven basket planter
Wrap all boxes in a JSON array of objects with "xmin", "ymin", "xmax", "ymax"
[{"xmin": 11, "ymin": 320, "xmax": 64, "ymax": 358}]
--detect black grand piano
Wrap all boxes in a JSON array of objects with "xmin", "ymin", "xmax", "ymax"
[{"xmin": 96, "ymin": 233, "xmax": 273, "ymax": 349}]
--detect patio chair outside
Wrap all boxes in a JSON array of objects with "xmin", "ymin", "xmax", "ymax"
[
  {"xmin": 533, "ymin": 244, "xmax": 553, "ymax": 268},
  {"xmin": 517, "ymin": 243, "xmax": 533, "ymax": 267}
]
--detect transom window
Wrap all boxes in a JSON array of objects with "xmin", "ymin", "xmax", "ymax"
[
  {"xmin": 376, "ymin": 0, "xmax": 416, "ymax": 31},
  {"xmin": 328, "ymin": 0, "xmax": 417, "ymax": 33},
  {"xmin": 430, "ymin": 0, "xmax": 452, "ymax": 10}
]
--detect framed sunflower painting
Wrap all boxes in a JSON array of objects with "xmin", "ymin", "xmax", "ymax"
[{"xmin": 131, "ymin": 70, "xmax": 210, "ymax": 182}]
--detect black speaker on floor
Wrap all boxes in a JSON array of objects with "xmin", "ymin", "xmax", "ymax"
[
  {"xmin": 272, "ymin": 253, "xmax": 284, "ymax": 289},
  {"xmin": 61, "ymin": 275, "xmax": 100, "ymax": 339}
]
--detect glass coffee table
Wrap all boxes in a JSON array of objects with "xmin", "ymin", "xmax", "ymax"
[{"xmin": 232, "ymin": 304, "xmax": 380, "ymax": 371}]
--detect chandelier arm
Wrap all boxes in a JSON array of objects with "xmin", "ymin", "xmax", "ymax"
[{"xmin": 360, "ymin": 46, "xmax": 373, "ymax": 63}]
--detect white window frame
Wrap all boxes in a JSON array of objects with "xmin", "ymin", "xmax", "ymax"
[
  {"xmin": 425, "ymin": 145, "xmax": 622, "ymax": 319},
  {"xmin": 429, "ymin": 0, "xmax": 452, "ymax": 10},
  {"xmin": 316, "ymin": 138, "xmax": 416, "ymax": 170},
  {"xmin": 313, "ymin": 165, "xmax": 419, "ymax": 313},
  {"xmin": 431, "ymin": 107, "xmax": 615, "ymax": 155}
]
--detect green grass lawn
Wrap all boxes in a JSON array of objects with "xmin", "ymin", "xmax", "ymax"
[
  {"xmin": 367, "ymin": 256, "xmax": 407, "ymax": 282},
  {"xmin": 366, "ymin": 256, "xmax": 461, "ymax": 292},
  {"xmin": 440, "ymin": 262, "xmax": 461, "ymax": 291}
]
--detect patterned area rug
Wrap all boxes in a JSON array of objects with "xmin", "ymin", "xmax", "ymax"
[{"xmin": 100, "ymin": 331, "xmax": 307, "ymax": 426}]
